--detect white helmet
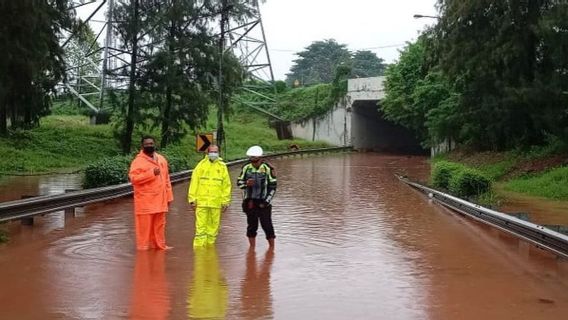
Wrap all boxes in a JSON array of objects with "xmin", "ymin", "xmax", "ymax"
[{"xmin": 246, "ymin": 145, "xmax": 263, "ymax": 157}]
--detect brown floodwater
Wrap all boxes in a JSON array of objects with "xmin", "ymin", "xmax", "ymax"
[
  {"xmin": 0, "ymin": 173, "xmax": 83, "ymax": 203},
  {"xmin": 0, "ymin": 153, "xmax": 567, "ymax": 319},
  {"xmin": 498, "ymin": 185, "xmax": 568, "ymax": 226}
]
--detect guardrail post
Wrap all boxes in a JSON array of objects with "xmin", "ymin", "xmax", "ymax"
[
  {"xmin": 64, "ymin": 189, "xmax": 78, "ymax": 219},
  {"xmin": 20, "ymin": 195, "xmax": 36, "ymax": 225}
]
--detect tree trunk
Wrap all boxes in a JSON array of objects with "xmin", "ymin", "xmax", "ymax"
[
  {"xmin": 123, "ymin": 0, "xmax": 139, "ymax": 154},
  {"xmin": 0, "ymin": 99, "xmax": 7, "ymax": 135},
  {"xmin": 161, "ymin": 17, "xmax": 176, "ymax": 149},
  {"xmin": 10, "ymin": 101, "xmax": 17, "ymax": 129}
]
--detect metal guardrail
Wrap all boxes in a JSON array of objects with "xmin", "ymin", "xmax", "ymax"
[
  {"xmin": 0, "ymin": 146, "xmax": 351, "ymax": 223},
  {"xmin": 397, "ymin": 175, "xmax": 568, "ymax": 259}
]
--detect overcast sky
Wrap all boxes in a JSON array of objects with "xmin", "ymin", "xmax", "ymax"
[
  {"xmin": 260, "ymin": 0, "xmax": 439, "ymax": 80},
  {"xmin": 77, "ymin": 0, "xmax": 439, "ymax": 80}
]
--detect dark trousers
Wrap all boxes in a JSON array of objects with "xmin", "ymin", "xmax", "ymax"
[{"xmin": 243, "ymin": 200, "xmax": 275, "ymax": 239}]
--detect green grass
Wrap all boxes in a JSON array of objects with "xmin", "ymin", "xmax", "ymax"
[
  {"xmin": 157, "ymin": 109, "xmax": 330, "ymax": 170},
  {"xmin": 434, "ymin": 144, "xmax": 568, "ymax": 201},
  {"xmin": 1, "ymin": 109, "xmax": 330, "ymax": 176},
  {"xmin": 477, "ymin": 158, "xmax": 517, "ymax": 181},
  {"xmin": 268, "ymin": 83, "xmax": 336, "ymax": 121},
  {"xmin": 505, "ymin": 167, "xmax": 568, "ymax": 200},
  {"xmin": 0, "ymin": 116, "xmax": 119, "ymax": 174},
  {"xmin": 210, "ymin": 110, "xmax": 329, "ymax": 160},
  {"xmin": 475, "ymin": 191, "xmax": 502, "ymax": 208}
]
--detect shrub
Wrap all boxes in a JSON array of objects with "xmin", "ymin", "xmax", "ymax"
[
  {"xmin": 82, "ymin": 150, "xmax": 194, "ymax": 189},
  {"xmin": 161, "ymin": 150, "xmax": 192, "ymax": 173},
  {"xmin": 431, "ymin": 161, "xmax": 464, "ymax": 189},
  {"xmin": 448, "ymin": 168, "xmax": 491, "ymax": 197},
  {"xmin": 83, "ymin": 156, "xmax": 132, "ymax": 188}
]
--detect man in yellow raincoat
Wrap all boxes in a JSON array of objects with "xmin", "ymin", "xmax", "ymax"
[{"xmin": 188, "ymin": 145, "xmax": 231, "ymax": 246}]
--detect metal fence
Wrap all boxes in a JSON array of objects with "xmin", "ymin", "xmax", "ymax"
[
  {"xmin": 0, "ymin": 147, "xmax": 351, "ymax": 223},
  {"xmin": 398, "ymin": 175, "xmax": 568, "ymax": 259}
]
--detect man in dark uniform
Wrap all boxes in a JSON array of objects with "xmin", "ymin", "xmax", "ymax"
[{"xmin": 237, "ymin": 145, "xmax": 277, "ymax": 249}]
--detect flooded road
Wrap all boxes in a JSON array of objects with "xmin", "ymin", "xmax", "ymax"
[
  {"xmin": 498, "ymin": 185, "xmax": 568, "ymax": 227},
  {"xmin": 0, "ymin": 173, "xmax": 82, "ymax": 203},
  {"xmin": 1, "ymin": 153, "xmax": 567, "ymax": 319}
]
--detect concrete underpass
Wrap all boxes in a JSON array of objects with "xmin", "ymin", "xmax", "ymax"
[
  {"xmin": 351, "ymin": 100, "xmax": 425, "ymax": 154},
  {"xmin": 290, "ymin": 77, "xmax": 427, "ymax": 155}
]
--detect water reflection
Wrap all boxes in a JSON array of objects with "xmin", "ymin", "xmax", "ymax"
[
  {"xmin": 129, "ymin": 251, "xmax": 171, "ymax": 320},
  {"xmin": 0, "ymin": 173, "xmax": 82, "ymax": 202},
  {"xmin": 239, "ymin": 249, "xmax": 274, "ymax": 320},
  {"xmin": 187, "ymin": 246, "xmax": 228, "ymax": 319}
]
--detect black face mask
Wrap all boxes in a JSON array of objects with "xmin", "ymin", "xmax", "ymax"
[{"xmin": 143, "ymin": 146, "xmax": 155, "ymax": 155}]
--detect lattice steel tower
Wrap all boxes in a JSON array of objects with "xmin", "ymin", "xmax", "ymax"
[{"xmin": 62, "ymin": 0, "xmax": 280, "ymax": 123}]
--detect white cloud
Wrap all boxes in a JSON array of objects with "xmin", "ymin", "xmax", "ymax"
[
  {"xmin": 260, "ymin": 0, "xmax": 438, "ymax": 80},
  {"xmin": 75, "ymin": 0, "xmax": 438, "ymax": 81}
]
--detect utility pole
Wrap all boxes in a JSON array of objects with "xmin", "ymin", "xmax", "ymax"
[{"xmin": 124, "ymin": 0, "xmax": 139, "ymax": 154}]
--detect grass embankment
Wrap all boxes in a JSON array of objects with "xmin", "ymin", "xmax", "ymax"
[
  {"xmin": 208, "ymin": 109, "xmax": 329, "ymax": 160},
  {"xmin": 435, "ymin": 144, "xmax": 568, "ymax": 201},
  {"xmin": 268, "ymin": 83, "xmax": 336, "ymax": 121},
  {"xmin": 0, "ymin": 116, "xmax": 119, "ymax": 174},
  {"xmin": 0, "ymin": 109, "xmax": 329, "ymax": 176}
]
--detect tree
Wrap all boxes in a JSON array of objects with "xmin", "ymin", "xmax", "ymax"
[
  {"xmin": 381, "ymin": 39, "xmax": 430, "ymax": 140},
  {"xmin": 286, "ymin": 39, "xmax": 351, "ymax": 86},
  {"xmin": 383, "ymin": 1, "xmax": 568, "ymax": 150},
  {"xmin": 381, "ymin": 35, "xmax": 459, "ymax": 147},
  {"xmin": 351, "ymin": 50, "xmax": 387, "ymax": 78},
  {"xmin": 112, "ymin": 0, "xmax": 159, "ymax": 154},
  {"xmin": 434, "ymin": 0, "xmax": 568, "ymax": 150},
  {"xmin": 137, "ymin": 0, "xmax": 252, "ymax": 148},
  {"xmin": 0, "ymin": 0, "xmax": 74, "ymax": 135}
]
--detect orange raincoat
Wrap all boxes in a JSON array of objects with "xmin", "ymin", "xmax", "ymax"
[{"xmin": 129, "ymin": 151, "xmax": 174, "ymax": 250}]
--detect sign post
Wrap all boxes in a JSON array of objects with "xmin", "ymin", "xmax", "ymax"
[{"xmin": 196, "ymin": 133, "xmax": 214, "ymax": 152}]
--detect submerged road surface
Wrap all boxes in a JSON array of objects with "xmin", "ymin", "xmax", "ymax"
[{"xmin": 0, "ymin": 153, "xmax": 567, "ymax": 319}]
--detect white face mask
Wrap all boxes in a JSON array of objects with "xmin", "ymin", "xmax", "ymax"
[{"xmin": 208, "ymin": 152, "xmax": 219, "ymax": 161}]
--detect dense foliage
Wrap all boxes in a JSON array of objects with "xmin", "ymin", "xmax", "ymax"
[
  {"xmin": 382, "ymin": 1, "xmax": 568, "ymax": 151},
  {"xmin": 0, "ymin": 0, "xmax": 75, "ymax": 135},
  {"xmin": 286, "ymin": 39, "xmax": 386, "ymax": 86},
  {"xmin": 432, "ymin": 161, "xmax": 491, "ymax": 197}
]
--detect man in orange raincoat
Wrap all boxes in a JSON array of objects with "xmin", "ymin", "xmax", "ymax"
[{"xmin": 129, "ymin": 136, "xmax": 174, "ymax": 250}]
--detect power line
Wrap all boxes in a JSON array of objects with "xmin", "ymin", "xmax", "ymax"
[{"xmin": 270, "ymin": 43, "xmax": 406, "ymax": 53}]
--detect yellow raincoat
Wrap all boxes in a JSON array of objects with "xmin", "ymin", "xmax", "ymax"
[{"xmin": 188, "ymin": 156, "xmax": 231, "ymax": 245}]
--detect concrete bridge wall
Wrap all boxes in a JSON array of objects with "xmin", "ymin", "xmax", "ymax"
[{"xmin": 290, "ymin": 77, "xmax": 427, "ymax": 154}]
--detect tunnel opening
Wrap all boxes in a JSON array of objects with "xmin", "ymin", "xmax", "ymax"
[{"xmin": 351, "ymin": 100, "xmax": 427, "ymax": 155}]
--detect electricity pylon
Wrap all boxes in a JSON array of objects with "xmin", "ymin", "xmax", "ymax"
[{"xmin": 62, "ymin": 0, "xmax": 282, "ymax": 127}]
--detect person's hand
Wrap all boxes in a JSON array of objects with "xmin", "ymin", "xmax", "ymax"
[
  {"xmin": 153, "ymin": 167, "xmax": 161, "ymax": 176},
  {"xmin": 259, "ymin": 202, "xmax": 267, "ymax": 209},
  {"xmin": 222, "ymin": 204, "xmax": 229, "ymax": 212},
  {"xmin": 246, "ymin": 178, "xmax": 255, "ymax": 187},
  {"xmin": 190, "ymin": 202, "xmax": 196, "ymax": 210}
]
